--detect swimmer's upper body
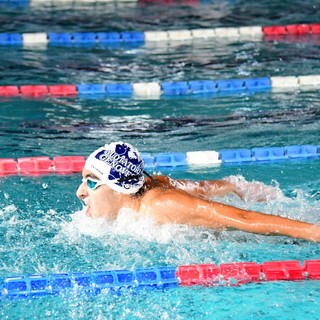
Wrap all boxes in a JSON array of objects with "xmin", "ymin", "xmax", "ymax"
[{"xmin": 76, "ymin": 141, "xmax": 320, "ymax": 242}]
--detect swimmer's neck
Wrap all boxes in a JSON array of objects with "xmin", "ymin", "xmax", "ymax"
[{"xmin": 118, "ymin": 195, "xmax": 142, "ymax": 216}]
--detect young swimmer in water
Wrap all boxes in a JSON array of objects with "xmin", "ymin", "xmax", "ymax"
[{"xmin": 76, "ymin": 141, "xmax": 320, "ymax": 242}]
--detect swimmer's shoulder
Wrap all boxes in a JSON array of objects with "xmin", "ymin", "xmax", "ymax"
[
  {"xmin": 139, "ymin": 186, "xmax": 209, "ymax": 225},
  {"xmin": 137, "ymin": 187, "xmax": 165, "ymax": 218},
  {"xmin": 140, "ymin": 186, "xmax": 167, "ymax": 203},
  {"xmin": 138, "ymin": 187, "xmax": 185, "ymax": 223},
  {"xmin": 140, "ymin": 184, "xmax": 191, "ymax": 205},
  {"xmin": 140, "ymin": 175, "xmax": 189, "ymax": 213}
]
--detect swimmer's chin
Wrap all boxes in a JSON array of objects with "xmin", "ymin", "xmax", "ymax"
[
  {"xmin": 85, "ymin": 205, "xmax": 91, "ymax": 217},
  {"xmin": 81, "ymin": 205, "xmax": 95, "ymax": 218}
]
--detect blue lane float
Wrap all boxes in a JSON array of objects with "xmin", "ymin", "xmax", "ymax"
[
  {"xmin": 222, "ymin": 145, "xmax": 320, "ymax": 164},
  {"xmin": 154, "ymin": 152, "xmax": 188, "ymax": 167},
  {"xmin": 1, "ymin": 267, "xmax": 178, "ymax": 299},
  {"xmin": 0, "ymin": 33, "xmax": 23, "ymax": 45}
]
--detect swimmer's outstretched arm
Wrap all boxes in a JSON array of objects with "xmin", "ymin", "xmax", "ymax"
[
  {"xmin": 147, "ymin": 189, "xmax": 320, "ymax": 242},
  {"xmin": 152, "ymin": 175, "xmax": 277, "ymax": 201},
  {"xmin": 151, "ymin": 175, "xmax": 239, "ymax": 198}
]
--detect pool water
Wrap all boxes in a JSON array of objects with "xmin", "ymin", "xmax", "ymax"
[{"xmin": 0, "ymin": 0, "xmax": 320, "ymax": 319}]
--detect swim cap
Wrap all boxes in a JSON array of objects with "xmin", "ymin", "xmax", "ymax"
[{"xmin": 84, "ymin": 141, "xmax": 144, "ymax": 194}]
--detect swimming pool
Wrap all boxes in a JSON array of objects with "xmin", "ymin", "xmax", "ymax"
[{"xmin": 1, "ymin": 0, "xmax": 320, "ymax": 318}]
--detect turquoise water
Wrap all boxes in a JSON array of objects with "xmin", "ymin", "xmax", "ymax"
[{"xmin": 0, "ymin": 0, "xmax": 320, "ymax": 319}]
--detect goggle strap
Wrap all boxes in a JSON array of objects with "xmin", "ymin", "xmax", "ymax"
[
  {"xmin": 117, "ymin": 170, "xmax": 158, "ymax": 186},
  {"xmin": 143, "ymin": 170, "xmax": 158, "ymax": 186},
  {"xmin": 117, "ymin": 174, "xmax": 141, "ymax": 183}
]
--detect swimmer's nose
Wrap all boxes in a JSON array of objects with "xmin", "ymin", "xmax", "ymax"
[{"xmin": 76, "ymin": 180, "xmax": 88, "ymax": 200}]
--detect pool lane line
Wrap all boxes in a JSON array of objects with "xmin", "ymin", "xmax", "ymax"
[
  {"xmin": 0, "ymin": 23, "xmax": 319, "ymax": 46},
  {"xmin": 1, "ymin": 259, "xmax": 319, "ymax": 300},
  {"xmin": 0, "ymin": 75, "xmax": 320, "ymax": 98},
  {"xmin": 0, "ymin": 0, "xmax": 200, "ymax": 5},
  {"xmin": 0, "ymin": 145, "xmax": 319, "ymax": 175}
]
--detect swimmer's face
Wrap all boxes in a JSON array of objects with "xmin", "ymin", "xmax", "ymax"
[{"xmin": 76, "ymin": 168, "xmax": 120, "ymax": 219}]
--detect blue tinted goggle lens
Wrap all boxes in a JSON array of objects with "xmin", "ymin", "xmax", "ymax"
[{"xmin": 87, "ymin": 178, "xmax": 98, "ymax": 190}]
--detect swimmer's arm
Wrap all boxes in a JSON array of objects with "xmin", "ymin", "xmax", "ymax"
[
  {"xmin": 155, "ymin": 175, "xmax": 280, "ymax": 202},
  {"xmin": 154, "ymin": 175, "xmax": 238, "ymax": 198},
  {"xmin": 205, "ymin": 202, "xmax": 320, "ymax": 242},
  {"xmin": 175, "ymin": 179, "xmax": 239, "ymax": 198},
  {"xmin": 150, "ymin": 190, "xmax": 320, "ymax": 242}
]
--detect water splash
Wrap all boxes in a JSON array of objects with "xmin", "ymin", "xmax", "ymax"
[{"xmin": 58, "ymin": 208, "xmax": 206, "ymax": 245}]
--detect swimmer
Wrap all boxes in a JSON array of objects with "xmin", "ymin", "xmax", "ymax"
[{"xmin": 76, "ymin": 141, "xmax": 320, "ymax": 242}]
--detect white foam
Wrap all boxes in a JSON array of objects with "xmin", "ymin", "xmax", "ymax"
[
  {"xmin": 0, "ymin": 204, "xmax": 18, "ymax": 217},
  {"xmin": 57, "ymin": 207, "xmax": 218, "ymax": 247},
  {"xmin": 224, "ymin": 175, "xmax": 285, "ymax": 204},
  {"xmin": 112, "ymin": 208, "xmax": 184, "ymax": 244},
  {"xmin": 57, "ymin": 209, "xmax": 111, "ymax": 242}
]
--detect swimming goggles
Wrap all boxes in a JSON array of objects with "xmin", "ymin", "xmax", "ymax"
[
  {"xmin": 82, "ymin": 174, "xmax": 143, "ymax": 191},
  {"xmin": 82, "ymin": 170, "xmax": 156, "ymax": 191},
  {"xmin": 82, "ymin": 177, "xmax": 108, "ymax": 190}
]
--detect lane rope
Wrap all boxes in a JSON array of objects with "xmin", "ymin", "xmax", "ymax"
[
  {"xmin": 0, "ymin": 144, "xmax": 319, "ymax": 175},
  {"xmin": 1, "ymin": 259, "xmax": 319, "ymax": 300},
  {"xmin": 1, "ymin": 75, "xmax": 320, "ymax": 98},
  {"xmin": 0, "ymin": 23, "xmax": 319, "ymax": 46}
]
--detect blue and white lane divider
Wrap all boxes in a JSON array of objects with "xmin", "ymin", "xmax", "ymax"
[
  {"xmin": 1, "ymin": 75, "xmax": 320, "ymax": 98},
  {"xmin": 78, "ymin": 75, "xmax": 320, "ymax": 96},
  {"xmin": 144, "ymin": 145, "xmax": 320, "ymax": 167},
  {"xmin": 0, "ymin": 23, "xmax": 319, "ymax": 47},
  {"xmin": 0, "ymin": 29, "xmax": 261, "ymax": 47},
  {"xmin": 0, "ymin": 145, "xmax": 319, "ymax": 176}
]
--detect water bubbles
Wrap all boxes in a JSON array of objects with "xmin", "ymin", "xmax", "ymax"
[
  {"xmin": 47, "ymin": 209, "xmax": 57, "ymax": 216},
  {"xmin": 223, "ymin": 174, "xmax": 285, "ymax": 206},
  {"xmin": 3, "ymin": 204, "xmax": 17, "ymax": 214}
]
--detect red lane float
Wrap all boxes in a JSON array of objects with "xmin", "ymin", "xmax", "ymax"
[
  {"xmin": 262, "ymin": 261, "xmax": 304, "ymax": 281},
  {"xmin": 53, "ymin": 156, "xmax": 85, "ymax": 173},
  {"xmin": 18, "ymin": 157, "xmax": 53, "ymax": 174},
  {"xmin": 0, "ymin": 156, "xmax": 85, "ymax": 175},
  {"xmin": 304, "ymin": 260, "xmax": 320, "ymax": 280},
  {"xmin": 176, "ymin": 260, "xmax": 320, "ymax": 286},
  {"xmin": 0, "ymin": 159, "xmax": 18, "ymax": 175},
  {"xmin": 262, "ymin": 23, "xmax": 320, "ymax": 35},
  {"xmin": 0, "ymin": 86, "xmax": 19, "ymax": 96},
  {"xmin": 48, "ymin": 85, "xmax": 77, "ymax": 96},
  {"xmin": 0, "ymin": 85, "xmax": 77, "ymax": 97},
  {"xmin": 20, "ymin": 85, "xmax": 49, "ymax": 97}
]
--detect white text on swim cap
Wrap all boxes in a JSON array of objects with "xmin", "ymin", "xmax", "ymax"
[{"xmin": 97, "ymin": 150, "xmax": 143, "ymax": 176}]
